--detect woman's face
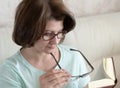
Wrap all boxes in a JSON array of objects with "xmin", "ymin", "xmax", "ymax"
[{"xmin": 33, "ymin": 19, "xmax": 63, "ymax": 54}]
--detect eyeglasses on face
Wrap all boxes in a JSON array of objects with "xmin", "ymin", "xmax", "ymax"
[
  {"xmin": 50, "ymin": 48, "xmax": 94, "ymax": 80},
  {"xmin": 41, "ymin": 31, "xmax": 66, "ymax": 41}
]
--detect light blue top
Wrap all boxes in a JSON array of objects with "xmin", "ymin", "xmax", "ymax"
[{"xmin": 0, "ymin": 44, "xmax": 90, "ymax": 88}]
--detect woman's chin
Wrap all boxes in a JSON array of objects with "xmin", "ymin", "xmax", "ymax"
[{"xmin": 46, "ymin": 46, "xmax": 56, "ymax": 53}]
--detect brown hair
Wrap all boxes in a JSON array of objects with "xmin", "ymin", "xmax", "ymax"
[{"xmin": 12, "ymin": 0, "xmax": 76, "ymax": 47}]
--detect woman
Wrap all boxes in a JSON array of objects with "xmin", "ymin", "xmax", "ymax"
[{"xmin": 0, "ymin": 0, "xmax": 90, "ymax": 88}]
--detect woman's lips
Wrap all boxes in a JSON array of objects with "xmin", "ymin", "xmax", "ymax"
[{"xmin": 48, "ymin": 45, "xmax": 55, "ymax": 49}]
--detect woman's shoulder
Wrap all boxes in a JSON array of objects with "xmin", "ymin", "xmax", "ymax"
[
  {"xmin": 0, "ymin": 50, "xmax": 21, "ymax": 69},
  {"xmin": 0, "ymin": 51, "xmax": 22, "ymax": 87}
]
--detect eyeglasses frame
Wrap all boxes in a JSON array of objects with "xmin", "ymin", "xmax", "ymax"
[
  {"xmin": 41, "ymin": 31, "xmax": 66, "ymax": 41},
  {"xmin": 50, "ymin": 48, "xmax": 94, "ymax": 79}
]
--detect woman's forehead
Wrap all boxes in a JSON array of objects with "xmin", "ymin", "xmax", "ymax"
[{"xmin": 45, "ymin": 19, "xmax": 63, "ymax": 32}]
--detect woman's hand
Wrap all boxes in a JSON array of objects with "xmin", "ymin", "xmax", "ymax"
[{"xmin": 39, "ymin": 69, "xmax": 71, "ymax": 88}]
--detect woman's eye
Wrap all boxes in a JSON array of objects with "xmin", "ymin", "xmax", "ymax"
[{"xmin": 44, "ymin": 33, "xmax": 53, "ymax": 36}]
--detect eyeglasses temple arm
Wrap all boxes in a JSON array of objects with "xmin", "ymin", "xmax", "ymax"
[
  {"xmin": 50, "ymin": 53, "xmax": 62, "ymax": 69},
  {"xmin": 70, "ymin": 49, "xmax": 94, "ymax": 71}
]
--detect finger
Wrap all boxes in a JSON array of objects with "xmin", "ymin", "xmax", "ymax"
[
  {"xmin": 52, "ymin": 76, "xmax": 70, "ymax": 88},
  {"xmin": 41, "ymin": 69, "xmax": 62, "ymax": 78},
  {"xmin": 39, "ymin": 70, "xmax": 67, "ymax": 88},
  {"xmin": 48, "ymin": 71, "xmax": 70, "ymax": 87},
  {"xmin": 39, "ymin": 69, "xmax": 64, "ymax": 85},
  {"xmin": 47, "ymin": 69, "xmax": 71, "ymax": 82},
  {"xmin": 39, "ymin": 69, "xmax": 70, "ymax": 88},
  {"xmin": 41, "ymin": 69, "xmax": 68, "ymax": 79}
]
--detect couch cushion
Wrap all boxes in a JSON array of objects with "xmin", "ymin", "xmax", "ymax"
[
  {"xmin": 64, "ymin": 12, "xmax": 120, "ymax": 61},
  {"xmin": 63, "ymin": 12, "xmax": 120, "ymax": 88},
  {"xmin": 63, "ymin": 0, "xmax": 120, "ymax": 17}
]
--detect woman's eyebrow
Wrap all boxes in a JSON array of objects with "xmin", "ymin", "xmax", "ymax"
[{"xmin": 44, "ymin": 30, "xmax": 63, "ymax": 33}]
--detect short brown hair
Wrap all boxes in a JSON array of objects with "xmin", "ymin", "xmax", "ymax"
[{"xmin": 12, "ymin": 0, "xmax": 76, "ymax": 47}]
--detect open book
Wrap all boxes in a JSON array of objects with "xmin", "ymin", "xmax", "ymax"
[{"xmin": 88, "ymin": 57, "xmax": 117, "ymax": 88}]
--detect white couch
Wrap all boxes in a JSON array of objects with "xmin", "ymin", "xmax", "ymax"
[
  {"xmin": 63, "ymin": 12, "xmax": 120, "ymax": 88},
  {"xmin": 0, "ymin": 12, "xmax": 120, "ymax": 88}
]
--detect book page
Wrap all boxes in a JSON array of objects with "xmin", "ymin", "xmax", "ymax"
[
  {"xmin": 88, "ymin": 57, "xmax": 116, "ymax": 88},
  {"xmin": 103, "ymin": 58, "xmax": 115, "ymax": 80},
  {"xmin": 88, "ymin": 79, "xmax": 114, "ymax": 88}
]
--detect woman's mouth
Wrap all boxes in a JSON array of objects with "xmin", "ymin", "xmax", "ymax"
[{"xmin": 48, "ymin": 45, "xmax": 56, "ymax": 49}]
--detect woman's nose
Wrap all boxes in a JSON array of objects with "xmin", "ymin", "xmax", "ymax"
[{"xmin": 50, "ymin": 36, "xmax": 60, "ymax": 44}]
